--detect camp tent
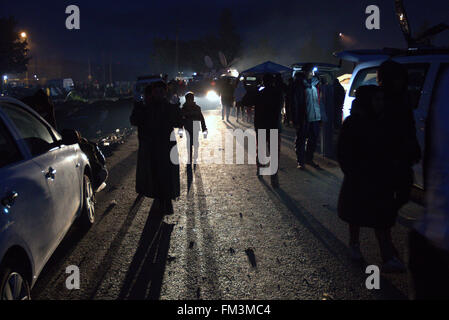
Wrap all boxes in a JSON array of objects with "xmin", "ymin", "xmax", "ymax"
[{"xmin": 240, "ymin": 61, "xmax": 292, "ymax": 76}]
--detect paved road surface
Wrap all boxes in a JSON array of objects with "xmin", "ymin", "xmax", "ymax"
[{"xmin": 32, "ymin": 109, "xmax": 424, "ymax": 300}]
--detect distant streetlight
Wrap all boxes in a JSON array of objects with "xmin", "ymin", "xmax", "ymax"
[
  {"xmin": 339, "ymin": 32, "xmax": 356, "ymax": 47},
  {"xmin": 20, "ymin": 32, "xmax": 27, "ymax": 39}
]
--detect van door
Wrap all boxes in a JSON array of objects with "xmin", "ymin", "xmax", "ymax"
[{"xmin": 411, "ymin": 63, "xmax": 439, "ymax": 188}]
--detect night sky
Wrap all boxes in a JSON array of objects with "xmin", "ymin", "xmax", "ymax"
[{"xmin": 2, "ymin": 0, "xmax": 448, "ymax": 79}]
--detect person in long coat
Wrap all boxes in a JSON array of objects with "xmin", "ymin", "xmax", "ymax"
[
  {"xmin": 337, "ymin": 83, "xmax": 419, "ymax": 272},
  {"xmin": 130, "ymin": 81, "xmax": 183, "ymax": 214}
]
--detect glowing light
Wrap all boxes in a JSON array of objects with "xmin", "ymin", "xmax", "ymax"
[
  {"xmin": 206, "ymin": 90, "xmax": 220, "ymax": 101},
  {"xmin": 2, "ymin": 75, "xmax": 7, "ymax": 81},
  {"xmin": 229, "ymin": 69, "xmax": 239, "ymax": 78},
  {"xmin": 20, "ymin": 32, "xmax": 27, "ymax": 39},
  {"xmin": 339, "ymin": 33, "xmax": 343, "ymax": 37}
]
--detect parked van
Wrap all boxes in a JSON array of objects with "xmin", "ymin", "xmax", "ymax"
[{"xmin": 337, "ymin": 48, "xmax": 449, "ymax": 190}]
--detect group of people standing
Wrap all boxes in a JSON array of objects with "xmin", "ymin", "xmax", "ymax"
[
  {"xmin": 218, "ymin": 64, "xmax": 343, "ymax": 187},
  {"xmin": 218, "ymin": 64, "xmax": 346, "ymax": 176},
  {"xmin": 129, "ymin": 61, "xmax": 426, "ymax": 281},
  {"xmin": 215, "ymin": 61, "xmax": 422, "ymax": 273}
]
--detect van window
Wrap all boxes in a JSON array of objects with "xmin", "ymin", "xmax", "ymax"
[
  {"xmin": 407, "ymin": 64, "xmax": 430, "ymax": 110},
  {"xmin": 349, "ymin": 63, "xmax": 430, "ymax": 107},
  {"xmin": 349, "ymin": 68, "xmax": 378, "ymax": 97}
]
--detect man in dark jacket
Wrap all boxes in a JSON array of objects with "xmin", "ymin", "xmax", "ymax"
[
  {"xmin": 130, "ymin": 81, "xmax": 183, "ymax": 214},
  {"xmin": 254, "ymin": 74, "xmax": 283, "ymax": 188},
  {"xmin": 220, "ymin": 77, "xmax": 235, "ymax": 121},
  {"xmin": 377, "ymin": 60, "xmax": 421, "ymax": 210},
  {"xmin": 292, "ymin": 64, "xmax": 322, "ymax": 169}
]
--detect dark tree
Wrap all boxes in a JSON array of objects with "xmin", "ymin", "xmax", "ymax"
[
  {"xmin": 149, "ymin": 9, "xmax": 241, "ymax": 76},
  {"xmin": 0, "ymin": 17, "xmax": 30, "ymax": 75},
  {"xmin": 217, "ymin": 8, "xmax": 241, "ymax": 66}
]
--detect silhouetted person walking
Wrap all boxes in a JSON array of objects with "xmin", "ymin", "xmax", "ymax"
[
  {"xmin": 181, "ymin": 92, "xmax": 207, "ymax": 168},
  {"xmin": 220, "ymin": 77, "xmax": 235, "ymax": 121},
  {"xmin": 130, "ymin": 81, "xmax": 183, "ymax": 214},
  {"xmin": 234, "ymin": 79, "xmax": 246, "ymax": 121}
]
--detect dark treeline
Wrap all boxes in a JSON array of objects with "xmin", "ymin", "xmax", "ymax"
[
  {"xmin": 0, "ymin": 16, "xmax": 29, "ymax": 75},
  {"xmin": 150, "ymin": 8, "xmax": 241, "ymax": 76}
]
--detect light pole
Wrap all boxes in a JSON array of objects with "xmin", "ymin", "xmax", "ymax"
[
  {"xmin": 20, "ymin": 32, "xmax": 29, "ymax": 86},
  {"xmin": 1, "ymin": 75, "xmax": 7, "ymax": 95}
]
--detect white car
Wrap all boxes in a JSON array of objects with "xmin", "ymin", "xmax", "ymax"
[
  {"xmin": 338, "ymin": 48, "xmax": 449, "ymax": 189},
  {"xmin": 0, "ymin": 97, "xmax": 96, "ymax": 300}
]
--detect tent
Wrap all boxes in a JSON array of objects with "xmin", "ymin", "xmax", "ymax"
[{"xmin": 240, "ymin": 61, "xmax": 292, "ymax": 76}]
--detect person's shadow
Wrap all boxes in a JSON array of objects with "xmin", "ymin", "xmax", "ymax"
[
  {"xmin": 187, "ymin": 164, "xmax": 193, "ymax": 193},
  {"xmin": 118, "ymin": 200, "xmax": 174, "ymax": 300}
]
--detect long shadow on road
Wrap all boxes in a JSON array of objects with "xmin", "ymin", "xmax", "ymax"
[
  {"xmin": 85, "ymin": 194, "xmax": 145, "ymax": 299},
  {"xmin": 258, "ymin": 178, "xmax": 407, "ymax": 300},
  {"xmin": 118, "ymin": 200, "xmax": 174, "ymax": 300},
  {"xmin": 184, "ymin": 166, "xmax": 222, "ymax": 300}
]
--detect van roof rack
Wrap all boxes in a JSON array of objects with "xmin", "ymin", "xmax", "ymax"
[{"xmin": 335, "ymin": 46, "xmax": 449, "ymax": 63}]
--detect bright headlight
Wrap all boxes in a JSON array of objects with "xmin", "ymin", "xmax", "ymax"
[{"xmin": 207, "ymin": 90, "xmax": 220, "ymax": 101}]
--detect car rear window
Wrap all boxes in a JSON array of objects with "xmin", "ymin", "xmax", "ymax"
[
  {"xmin": 1, "ymin": 104, "xmax": 56, "ymax": 157},
  {"xmin": 0, "ymin": 120, "xmax": 23, "ymax": 168}
]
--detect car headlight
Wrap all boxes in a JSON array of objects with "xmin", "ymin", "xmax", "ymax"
[{"xmin": 206, "ymin": 90, "xmax": 220, "ymax": 101}]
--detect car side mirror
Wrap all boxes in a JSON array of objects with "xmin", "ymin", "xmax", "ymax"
[{"xmin": 61, "ymin": 129, "xmax": 81, "ymax": 145}]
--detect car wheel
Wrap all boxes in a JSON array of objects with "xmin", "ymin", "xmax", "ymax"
[
  {"xmin": 0, "ymin": 265, "xmax": 31, "ymax": 300},
  {"xmin": 80, "ymin": 174, "xmax": 95, "ymax": 229}
]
